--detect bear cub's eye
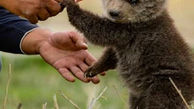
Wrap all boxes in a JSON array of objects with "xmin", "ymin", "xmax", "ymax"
[{"xmin": 128, "ymin": 0, "xmax": 139, "ymax": 4}]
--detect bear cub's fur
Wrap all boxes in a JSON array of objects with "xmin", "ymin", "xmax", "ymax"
[{"xmin": 63, "ymin": 0, "xmax": 194, "ymax": 108}]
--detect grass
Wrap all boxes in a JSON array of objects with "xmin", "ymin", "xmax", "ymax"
[
  {"xmin": 0, "ymin": 0, "xmax": 194, "ymax": 108},
  {"xmin": 1, "ymin": 46, "xmax": 193, "ymax": 109},
  {"xmin": 0, "ymin": 46, "xmax": 129, "ymax": 109},
  {"xmin": 2, "ymin": 64, "xmax": 12, "ymax": 109}
]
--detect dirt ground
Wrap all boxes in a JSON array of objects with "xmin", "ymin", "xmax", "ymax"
[{"xmin": 38, "ymin": 0, "xmax": 194, "ymax": 46}]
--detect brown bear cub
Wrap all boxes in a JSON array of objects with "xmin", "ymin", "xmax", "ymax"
[{"xmin": 62, "ymin": 0, "xmax": 194, "ymax": 108}]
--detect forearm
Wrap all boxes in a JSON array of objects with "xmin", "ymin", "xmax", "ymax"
[
  {"xmin": 66, "ymin": 3, "xmax": 127, "ymax": 46},
  {"xmin": 0, "ymin": 7, "xmax": 38, "ymax": 54}
]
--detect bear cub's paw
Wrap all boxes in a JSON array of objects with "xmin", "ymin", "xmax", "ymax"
[{"xmin": 84, "ymin": 66, "xmax": 101, "ymax": 78}]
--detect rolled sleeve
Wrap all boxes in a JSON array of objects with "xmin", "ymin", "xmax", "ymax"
[{"xmin": 0, "ymin": 7, "xmax": 38, "ymax": 54}]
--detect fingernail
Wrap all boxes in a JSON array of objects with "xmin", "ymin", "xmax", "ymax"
[
  {"xmin": 84, "ymin": 79, "xmax": 90, "ymax": 83},
  {"xmin": 92, "ymin": 78, "xmax": 100, "ymax": 84},
  {"xmin": 100, "ymin": 73, "xmax": 106, "ymax": 76},
  {"xmin": 93, "ymin": 80, "xmax": 100, "ymax": 84},
  {"xmin": 78, "ymin": 42, "xmax": 88, "ymax": 49},
  {"xmin": 82, "ymin": 43, "xmax": 88, "ymax": 49}
]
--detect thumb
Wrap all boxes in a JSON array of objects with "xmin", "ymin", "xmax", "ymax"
[
  {"xmin": 69, "ymin": 32, "xmax": 88, "ymax": 50},
  {"xmin": 75, "ymin": 40, "xmax": 88, "ymax": 50}
]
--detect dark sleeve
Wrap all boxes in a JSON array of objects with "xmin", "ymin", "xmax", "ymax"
[{"xmin": 0, "ymin": 7, "xmax": 38, "ymax": 54}]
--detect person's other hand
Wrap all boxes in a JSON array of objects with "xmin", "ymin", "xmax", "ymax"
[
  {"xmin": 74, "ymin": 0, "xmax": 82, "ymax": 2},
  {"xmin": 0, "ymin": 0, "xmax": 62, "ymax": 24},
  {"xmin": 21, "ymin": 28, "xmax": 100, "ymax": 84}
]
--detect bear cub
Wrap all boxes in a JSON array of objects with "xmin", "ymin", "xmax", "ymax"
[{"xmin": 62, "ymin": 0, "xmax": 194, "ymax": 108}]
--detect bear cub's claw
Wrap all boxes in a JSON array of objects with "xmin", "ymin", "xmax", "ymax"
[{"xmin": 84, "ymin": 66, "xmax": 99, "ymax": 78}]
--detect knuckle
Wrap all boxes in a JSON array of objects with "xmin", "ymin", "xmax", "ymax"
[
  {"xmin": 54, "ymin": 6, "xmax": 61, "ymax": 12},
  {"xmin": 50, "ymin": 6, "xmax": 61, "ymax": 15},
  {"xmin": 38, "ymin": 14, "xmax": 49, "ymax": 20},
  {"xmin": 59, "ymin": 68, "xmax": 68, "ymax": 74},
  {"xmin": 58, "ymin": 69, "xmax": 64, "ymax": 73},
  {"xmin": 39, "ymin": 17, "xmax": 47, "ymax": 21},
  {"xmin": 28, "ymin": 10, "xmax": 38, "ymax": 16},
  {"xmin": 29, "ymin": 19, "xmax": 38, "ymax": 24},
  {"xmin": 45, "ymin": 12, "xmax": 50, "ymax": 17},
  {"xmin": 41, "ymin": 15, "xmax": 49, "ymax": 20},
  {"xmin": 51, "ymin": 11, "xmax": 60, "ymax": 16},
  {"xmin": 54, "ymin": 61, "xmax": 62, "ymax": 69},
  {"xmin": 72, "ymin": 68, "xmax": 79, "ymax": 74},
  {"xmin": 24, "ymin": 11, "xmax": 33, "ymax": 16},
  {"xmin": 33, "ymin": 5, "xmax": 41, "ymax": 11}
]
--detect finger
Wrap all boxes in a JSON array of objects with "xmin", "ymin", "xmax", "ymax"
[
  {"xmin": 54, "ymin": 0, "xmax": 65, "ymax": 11},
  {"xmin": 69, "ymin": 32, "xmax": 88, "ymax": 50},
  {"xmin": 58, "ymin": 68, "xmax": 75, "ymax": 82},
  {"xmin": 100, "ymin": 72, "xmax": 106, "ymax": 76},
  {"xmin": 53, "ymin": 60, "xmax": 70, "ymax": 70},
  {"xmin": 59, "ymin": 3, "xmax": 66, "ymax": 12},
  {"xmin": 38, "ymin": 8, "xmax": 50, "ymax": 21},
  {"xmin": 46, "ymin": 0, "xmax": 61, "ymax": 16},
  {"xmin": 70, "ymin": 66, "xmax": 90, "ymax": 83},
  {"xmin": 75, "ymin": 40, "xmax": 88, "ymax": 50},
  {"xmin": 26, "ymin": 15, "xmax": 39, "ymax": 24},
  {"xmin": 55, "ymin": 0, "xmax": 62, "ymax": 2},
  {"xmin": 84, "ymin": 52, "xmax": 97, "ymax": 66},
  {"xmin": 50, "ymin": 31, "xmax": 86, "ymax": 51},
  {"xmin": 78, "ymin": 63, "xmax": 89, "ymax": 72},
  {"xmin": 91, "ymin": 76, "xmax": 100, "ymax": 84},
  {"xmin": 75, "ymin": 0, "xmax": 82, "ymax": 2}
]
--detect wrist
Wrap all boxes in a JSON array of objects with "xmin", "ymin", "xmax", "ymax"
[{"xmin": 21, "ymin": 28, "xmax": 52, "ymax": 54}]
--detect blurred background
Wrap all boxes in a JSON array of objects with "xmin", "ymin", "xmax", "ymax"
[{"xmin": 0, "ymin": 0, "xmax": 194, "ymax": 109}]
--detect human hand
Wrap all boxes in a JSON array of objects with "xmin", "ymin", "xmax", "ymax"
[
  {"xmin": 21, "ymin": 28, "xmax": 100, "ymax": 83},
  {"xmin": 74, "ymin": 0, "xmax": 82, "ymax": 2},
  {"xmin": 0, "ymin": 0, "xmax": 62, "ymax": 24},
  {"xmin": 40, "ymin": 46, "xmax": 100, "ymax": 84},
  {"xmin": 49, "ymin": 31, "xmax": 88, "ymax": 51},
  {"xmin": 40, "ymin": 32, "xmax": 100, "ymax": 83}
]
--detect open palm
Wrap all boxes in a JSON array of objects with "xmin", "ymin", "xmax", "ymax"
[{"xmin": 39, "ymin": 31, "xmax": 100, "ymax": 84}]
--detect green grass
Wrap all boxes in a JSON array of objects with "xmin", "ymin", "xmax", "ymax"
[
  {"xmin": 1, "ymin": 46, "xmax": 194, "ymax": 109},
  {"xmin": 1, "ymin": 0, "xmax": 194, "ymax": 108},
  {"xmin": 0, "ymin": 46, "xmax": 128, "ymax": 109}
]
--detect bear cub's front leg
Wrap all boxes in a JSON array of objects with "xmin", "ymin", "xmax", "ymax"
[{"xmin": 85, "ymin": 47, "xmax": 118, "ymax": 77}]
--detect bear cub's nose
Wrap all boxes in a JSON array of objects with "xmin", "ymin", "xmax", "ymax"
[{"xmin": 109, "ymin": 11, "xmax": 120, "ymax": 18}]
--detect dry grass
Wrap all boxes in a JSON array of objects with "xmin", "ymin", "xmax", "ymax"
[
  {"xmin": 169, "ymin": 77, "xmax": 192, "ymax": 109},
  {"xmin": 113, "ymin": 85, "xmax": 128, "ymax": 105},
  {"xmin": 53, "ymin": 94, "xmax": 59, "ymax": 109},
  {"xmin": 42, "ymin": 102, "xmax": 47, "ymax": 109},
  {"xmin": 60, "ymin": 91, "xmax": 81, "ymax": 109},
  {"xmin": 0, "ymin": 60, "xmax": 193, "ymax": 109},
  {"xmin": 17, "ymin": 103, "xmax": 22, "ymax": 109},
  {"xmin": 88, "ymin": 87, "xmax": 107, "ymax": 109},
  {"xmin": 1, "ymin": 0, "xmax": 193, "ymax": 108},
  {"xmin": 2, "ymin": 64, "xmax": 12, "ymax": 109}
]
